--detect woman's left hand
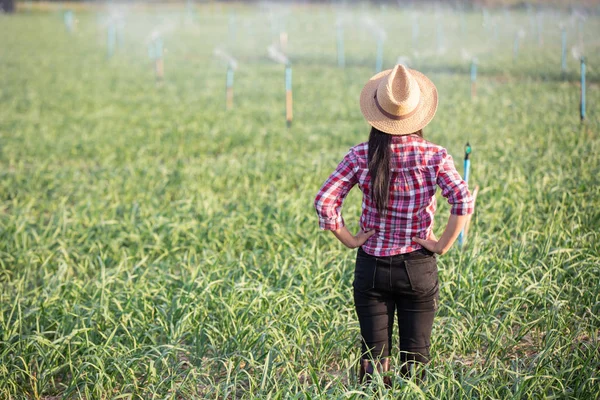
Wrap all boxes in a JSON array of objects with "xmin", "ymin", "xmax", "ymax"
[
  {"xmin": 412, "ymin": 231, "xmax": 439, "ymax": 253},
  {"xmin": 332, "ymin": 226, "xmax": 376, "ymax": 249},
  {"xmin": 412, "ymin": 236, "xmax": 440, "ymax": 254}
]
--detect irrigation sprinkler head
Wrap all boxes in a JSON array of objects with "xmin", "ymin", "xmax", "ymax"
[
  {"xmin": 267, "ymin": 45, "xmax": 289, "ymax": 65},
  {"xmin": 460, "ymin": 48, "xmax": 470, "ymax": 61},
  {"xmin": 571, "ymin": 46, "xmax": 582, "ymax": 61},
  {"xmin": 149, "ymin": 30, "xmax": 161, "ymax": 43},
  {"xmin": 214, "ymin": 48, "xmax": 239, "ymax": 70},
  {"xmin": 396, "ymin": 56, "xmax": 410, "ymax": 68}
]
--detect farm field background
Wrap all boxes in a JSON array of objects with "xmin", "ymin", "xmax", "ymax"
[{"xmin": 1, "ymin": 2, "xmax": 599, "ymax": 399}]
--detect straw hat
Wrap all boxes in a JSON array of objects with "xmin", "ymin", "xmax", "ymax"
[{"xmin": 360, "ymin": 65, "xmax": 438, "ymax": 135}]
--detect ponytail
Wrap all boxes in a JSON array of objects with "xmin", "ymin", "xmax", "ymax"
[
  {"xmin": 368, "ymin": 127, "xmax": 393, "ymax": 215},
  {"xmin": 368, "ymin": 128, "xmax": 423, "ymax": 215}
]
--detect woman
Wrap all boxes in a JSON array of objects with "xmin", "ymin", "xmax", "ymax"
[{"xmin": 314, "ymin": 65, "xmax": 474, "ymax": 386}]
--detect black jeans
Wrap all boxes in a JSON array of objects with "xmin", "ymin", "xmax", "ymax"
[{"xmin": 353, "ymin": 246, "xmax": 439, "ymax": 376}]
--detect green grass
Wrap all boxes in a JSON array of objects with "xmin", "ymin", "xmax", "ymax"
[{"xmin": 1, "ymin": 3, "xmax": 599, "ymax": 399}]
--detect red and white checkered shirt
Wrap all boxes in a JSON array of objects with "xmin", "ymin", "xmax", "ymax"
[{"xmin": 314, "ymin": 134, "xmax": 474, "ymax": 257}]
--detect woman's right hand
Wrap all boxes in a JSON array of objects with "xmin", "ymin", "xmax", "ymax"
[
  {"xmin": 412, "ymin": 236, "xmax": 441, "ymax": 254},
  {"xmin": 413, "ymin": 214, "xmax": 468, "ymax": 255}
]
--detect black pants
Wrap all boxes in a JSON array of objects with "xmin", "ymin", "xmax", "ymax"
[{"xmin": 353, "ymin": 246, "xmax": 439, "ymax": 376}]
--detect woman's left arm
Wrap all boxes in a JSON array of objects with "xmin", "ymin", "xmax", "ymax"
[{"xmin": 315, "ymin": 150, "xmax": 373, "ymax": 247}]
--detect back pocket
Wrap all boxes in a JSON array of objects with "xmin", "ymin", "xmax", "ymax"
[{"xmin": 404, "ymin": 256, "xmax": 438, "ymax": 294}]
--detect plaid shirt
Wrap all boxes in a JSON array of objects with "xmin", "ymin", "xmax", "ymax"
[{"xmin": 314, "ymin": 134, "xmax": 474, "ymax": 256}]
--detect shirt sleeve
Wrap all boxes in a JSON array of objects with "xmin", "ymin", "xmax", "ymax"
[
  {"xmin": 436, "ymin": 150, "xmax": 474, "ymax": 215},
  {"xmin": 314, "ymin": 150, "xmax": 358, "ymax": 231}
]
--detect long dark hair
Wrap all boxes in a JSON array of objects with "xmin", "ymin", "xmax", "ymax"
[{"xmin": 368, "ymin": 127, "xmax": 423, "ymax": 215}]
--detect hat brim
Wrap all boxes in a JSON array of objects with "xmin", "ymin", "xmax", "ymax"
[{"xmin": 359, "ymin": 68, "xmax": 438, "ymax": 135}]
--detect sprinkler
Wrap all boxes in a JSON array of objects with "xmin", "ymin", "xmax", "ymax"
[
  {"xmin": 580, "ymin": 56, "xmax": 586, "ymax": 123},
  {"xmin": 63, "ymin": 10, "xmax": 74, "ymax": 33},
  {"xmin": 336, "ymin": 21, "xmax": 345, "ymax": 68},
  {"xmin": 229, "ymin": 12, "xmax": 236, "ymax": 43},
  {"xmin": 470, "ymin": 59, "xmax": 478, "ymax": 100},
  {"xmin": 226, "ymin": 63, "xmax": 235, "ymax": 111},
  {"xmin": 458, "ymin": 143, "xmax": 475, "ymax": 248},
  {"xmin": 375, "ymin": 36, "xmax": 384, "ymax": 73},
  {"xmin": 285, "ymin": 63, "xmax": 293, "ymax": 127},
  {"xmin": 463, "ymin": 142, "xmax": 472, "ymax": 184},
  {"xmin": 107, "ymin": 22, "xmax": 116, "ymax": 59},
  {"xmin": 412, "ymin": 14, "xmax": 419, "ymax": 47},
  {"xmin": 148, "ymin": 34, "xmax": 164, "ymax": 81},
  {"xmin": 561, "ymin": 27, "xmax": 567, "ymax": 77}
]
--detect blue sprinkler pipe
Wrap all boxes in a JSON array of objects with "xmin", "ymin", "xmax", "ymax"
[
  {"xmin": 229, "ymin": 12, "xmax": 236, "ymax": 43},
  {"xmin": 337, "ymin": 25, "xmax": 345, "ymax": 68},
  {"xmin": 580, "ymin": 57, "xmax": 586, "ymax": 122},
  {"xmin": 561, "ymin": 28, "xmax": 567, "ymax": 76},
  {"xmin": 470, "ymin": 59, "xmax": 477, "ymax": 99},
  {"xmin": 412, "ymin": 17, "xmax": 419, "ymax": 48},
  {"xmin": 64, "ymin": 10, "xmax": 74, "ymax": 33},
  {"xmin": 187, "ymin": 0, "xmax": 194, "ymax": 19},
  {"xmin": 285, "ymin": 63, "xmax": 293, "ymax": 127},
  {"xmin": 107, "ymin": 23, "xmax": 116, "ymax": 59},
  {"xmin": 436, "ymin": 23, "xmax": 444, "ymax": 53},
  {"xmin": 375, "ymin": 38, "xmax": 384, "ymax": 73},
  {"xmin": 458, "ymin": 143, "xmax": 472, "ymax": 247},
  {"xmin": 117, "ymin": 20, "xmax": 124, "ymax": 49},
  {"xmin": 225, "ymin": 63, "xmax": 234, "ymax": 111},
  {"xmin": 155, "ymin": 37, "xmax": 164, "ymax": 59}
]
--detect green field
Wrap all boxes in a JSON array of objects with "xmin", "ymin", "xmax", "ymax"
[{"xmin": 1, "ymin": 3, "xmax": 599, "ymax": 399}]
